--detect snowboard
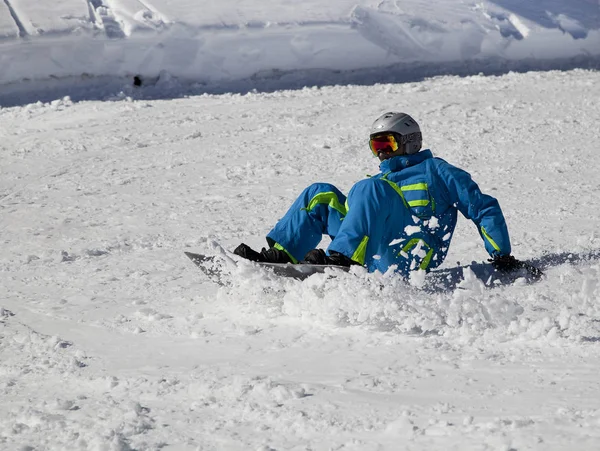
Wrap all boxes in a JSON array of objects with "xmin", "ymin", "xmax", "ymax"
[
  {"xmin": 184, "ymin": 251, "xmax": 349, "ymax": 282},
  {"xmin": 184, "ymin": 251, "xmax": 543, "ymax": 289}
]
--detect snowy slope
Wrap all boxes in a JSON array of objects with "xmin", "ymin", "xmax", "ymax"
[
  {"xmin": 2, "ymin": 68, "xmax": 600, "ymax": 450},
  {"xmin": 0, "ymin": 0, "xmax": 599, "ymax": 92},
  {"xmin": 2, "ymin": 0, "xmax": 600, "ymax": 450}
]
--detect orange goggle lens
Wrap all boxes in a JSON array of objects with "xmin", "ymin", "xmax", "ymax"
[{"xmin": 369, "ymin": 134, "xmax": 399, "ymax": 156}]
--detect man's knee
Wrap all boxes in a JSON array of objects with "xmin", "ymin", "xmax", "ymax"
[
  {"xmin": 301, "ymin": 183, "xmax": 347, "ymax": 214},
  {"xmin": 305, "ymin": 182, "xmax": 344, "ymax": 198}
]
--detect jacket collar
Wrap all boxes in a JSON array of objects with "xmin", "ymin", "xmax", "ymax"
[{"xmin": 379, "ymin": 149, "xmax": 433, "ymax": 173}]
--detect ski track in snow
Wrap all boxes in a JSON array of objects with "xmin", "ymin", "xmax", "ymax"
[{"xmin": 1, "ymin": 69, "xmax": 600, "ymax": 449}]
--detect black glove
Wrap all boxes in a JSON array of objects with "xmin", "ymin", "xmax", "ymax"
[
  {"xmin": 302, "ymin": 249, "xmax": 359, "ymax": 267},
  {"xmin": 490, "ymin": 254, "xmax": 522, "ymax": 272}
]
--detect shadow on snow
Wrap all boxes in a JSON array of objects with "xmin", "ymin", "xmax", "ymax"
[
  {"xmin": 426, "ymin": 248, "xmax": 600, "ymax": 293},
  {"xmin": 1, "ymin": 55, "xmax": 599, "ymax": 108}
]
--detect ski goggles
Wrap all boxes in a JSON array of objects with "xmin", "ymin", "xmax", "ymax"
[{"xmin": 369, "ymin": 133, "xmax": 399, "ymax": 156}]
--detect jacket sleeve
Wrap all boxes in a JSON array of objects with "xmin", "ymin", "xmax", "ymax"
[{"xmin": 435, "ymin": 160, "xmax": 511, "ymax": 257}]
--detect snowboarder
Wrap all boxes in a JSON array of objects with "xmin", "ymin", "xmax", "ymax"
[{"xmin": 234, "ymin": 111, "xmax": 521, "ymax": 276}]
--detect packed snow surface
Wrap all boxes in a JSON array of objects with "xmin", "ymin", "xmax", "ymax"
[
  {"xmin": 0, "ymin": 0, "xmax": 599, "ymax": 91},
  {"xmin": 2, "ymin": 67, "xmax": 600, "ymax": 450}
]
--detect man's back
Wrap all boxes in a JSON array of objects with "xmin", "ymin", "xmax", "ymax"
[{"xmin": 332, "ymin": 150, "xmax": 510, "ymax": 274}]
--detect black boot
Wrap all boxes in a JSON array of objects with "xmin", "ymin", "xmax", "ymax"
[
  {"xmin": 328, "ymin": 251, "xmax": 359, "ymax": 267},
  {"xmin": 302, "ymin": 249, "xmax": 358, "ymax": 267},
  {"xmin": 234, "ymin": 243, "xmax": 292, "ymax": 264},
  {"xmin": 302, "ymin": 249, "xmax": 328, "ymax": 264},
  {"xmin": 233, "ymin": 243, "xmax": 263, "ymax": 262}
]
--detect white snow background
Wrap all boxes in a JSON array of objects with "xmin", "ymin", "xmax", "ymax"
[{"xmin": 1, "ymin": 0, "xmax": 600, "ymax": 450}]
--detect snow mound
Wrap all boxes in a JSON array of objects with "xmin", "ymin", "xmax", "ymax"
[
  {"xmin": 210, "ymin": 254, "xmax": 600, "ymax": 344},
  {"xmin": 1, "ymin": 0, "xmax": 599, "ymax": 93}
]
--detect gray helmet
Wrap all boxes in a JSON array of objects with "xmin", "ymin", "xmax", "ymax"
[{"xmin": 370, "ymin": 112, "xmax": 423, "ymax": 155}]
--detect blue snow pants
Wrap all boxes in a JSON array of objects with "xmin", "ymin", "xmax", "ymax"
[
  {"xmin": 266, "ymin": 181, "xmax": 432, "ymax": 274},
  {"xmin": 266, "ymin": 183, "xmax": 347, "ymax": 264}
]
